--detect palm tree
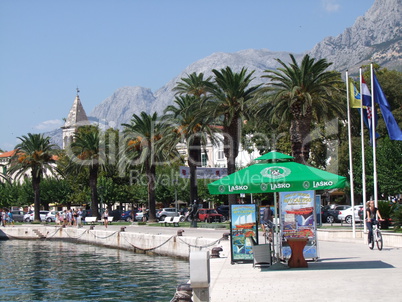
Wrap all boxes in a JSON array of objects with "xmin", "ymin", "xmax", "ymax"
[
  {"xmin": 8, "ymin": 133, "xmax": 59, "ymax": 222},
  {"xmin": 174, "ymin": 72, "xmax": 212, "ymax": 98},
  {"xmin": 259, "ymin": 54, "xmax": 344, "ymax": 163},
  {"xmin": 120, "ymin": 112, "xmax": 173, "ymax": 222},
  {"xmin": 205, "ymin": 67, "xmax": 261, "ymax": 205},
  {"xmin": 66, "ymin": 126, "xmax": 106, "ymax": 219},
  {"xmin": 169, "ymin": 72, "xmax": 217, "ymax": 205},
  {"xmin": 163, "ymin": 94, "xmax": 218, "ymax": 206}
]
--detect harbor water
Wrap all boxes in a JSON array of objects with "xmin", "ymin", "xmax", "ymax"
[{"xmin": 0, "ymin": 240, "xmax": 189, "ymax": 301}]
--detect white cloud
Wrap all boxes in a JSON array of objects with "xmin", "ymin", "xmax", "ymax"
[
  {"xmin": 321, "ymin": 0, "xmax": 340, "ymax": 12},
  {"xmin": 34, "ymin": 119, "xmax": 64, "ymax": 131}
]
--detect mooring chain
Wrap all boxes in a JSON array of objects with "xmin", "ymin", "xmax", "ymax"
[
  {"xmin": 177, "ymin": 237, "xmax": 221, "ymax": 248},
  {"xmin": 63, "ymin": 228, "xmax": 88, "ymax": 240},
  {"xmin": 121, "ymin": 234, "xmax": 175, "ymax": 251},
  {"xmin": 88, "ymin": 230, "xmax": 118, "ymax": 239},
  {"xmin": 43, "ymin": 227, "xmax": 62, "ymax": 239}
]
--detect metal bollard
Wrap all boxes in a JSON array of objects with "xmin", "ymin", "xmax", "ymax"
[
  {"xmin": 171, "ymin": 283, "xmax": 193, "ymax": 302},
  {"xmin": 177, "ymin": 229, "xmax": 185, "ymax": 236},
  {"xmin": 120, "ymin": 227, "xmax": 126, "ymax": 232},
  {"xmin": 89, "ymin": 225, "xmax": 95, "ymax": 230},
  {"xmin": 211, "ymin": 247, "xmax": 223, "ymax": 258},
  {"xmin": 222, "ymin": 232, "xmax": 230, "ymax": 240}
]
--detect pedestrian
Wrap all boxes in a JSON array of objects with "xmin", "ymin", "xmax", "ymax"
[
  {"xmin": 103, "ymin": 209, "xmax": 109, "ymax": 228},
  {"xmin": 55, "ymin": 212, "xmax": 60, "ymax": 225},
  {"xmin": 7, "ymin": 210, "xmax": 14, "ymax": 226},
  {"xmin": 261, "ymin": 205, "xmax": 273, "ymax": 234},
  {"xmin": 77, "ymin": 208, "xmax": 82, "ymax": 227},
  {"xmin": 0, "ymin": 209, "xmax": 4, "ymax": 227},
  {"xmin": 142, "ymin": 206, "xmax": 147, "ymax": 222},
  {"xmin": 73, "ymin": 209, "xmax": 78, "ymax": 226}
]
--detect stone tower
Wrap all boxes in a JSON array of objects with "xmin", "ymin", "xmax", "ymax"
[{"xmin": 61, "ymin": 89, "xmax": 90, "ymax": 149}]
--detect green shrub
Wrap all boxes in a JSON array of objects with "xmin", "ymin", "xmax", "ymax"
[
  {"xmin": 378, "ymin": 201, "xmax": 397, "ymax": 229},
  {"xmin": 391, "ymin": 205, "xmax": 402, "ymax": 230}
]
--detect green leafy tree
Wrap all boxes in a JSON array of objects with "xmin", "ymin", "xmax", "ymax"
[
  {"xmin": 259, "ymin": 54, "xmax": 345, "ymax": 163},
  {"xmin": 8, "ymin": 133, "xmax": 59, "ymax": 221},
  {"xmin": 40, "ymin": 178, "xmax": 73, "ymax": 210}
]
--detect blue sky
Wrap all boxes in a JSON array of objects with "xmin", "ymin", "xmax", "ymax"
[{"xmin": 0, "ymin": 0, "xmax": 374, "ymax": 151}]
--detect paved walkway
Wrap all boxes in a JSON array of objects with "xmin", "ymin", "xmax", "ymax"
[
  {"xmin": 13, "ymin": 223, "xmax": 402, "ymax": 301},
  {"xmin": 84, "ymin": 224, "xmax": 402, "ymax": 302}
]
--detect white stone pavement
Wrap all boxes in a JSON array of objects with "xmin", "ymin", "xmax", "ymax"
[{"xmin": 1, "ymin": 223, "xmax": 401, "ymax": 302}]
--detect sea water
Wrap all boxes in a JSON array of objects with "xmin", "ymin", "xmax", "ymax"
[{"xmin": 0, "ymin": 240, "xmax": 189, "ymax": 301}]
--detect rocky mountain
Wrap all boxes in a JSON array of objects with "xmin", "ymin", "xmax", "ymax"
[
  {"xmin": 309, "ymin": 0, "xmax": 402, "ymax": 75},
  {"xmin": 47, "ymin": 0, "xmax": 400, "ymax": 145},
  {"xmin": 150, "ymin": 50, "xmax": 303, "ymax": 115},
  {"xmin": 90, "ymin": 86, "xmax": 155, "ymax": 128}
]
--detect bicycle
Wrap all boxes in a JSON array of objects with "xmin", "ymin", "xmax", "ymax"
[
  {"xmin": 368, "ymin": 220, "xmax": 383, "ymax": 250},
  {"xmin": 263, "ymin": 221, "xmax": 274, "ymax": 243}
]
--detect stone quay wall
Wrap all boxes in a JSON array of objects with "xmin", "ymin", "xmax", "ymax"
[{"xmin": 0, "ymin": 226, "xmax": 225, "ymax": 259}]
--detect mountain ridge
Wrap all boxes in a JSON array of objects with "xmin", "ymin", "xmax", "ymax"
[{"xmin": 49, "ymin": 0, "xmax": 401, "ymax": 147}]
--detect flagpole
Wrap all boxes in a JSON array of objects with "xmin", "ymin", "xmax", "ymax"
[
  {"xmin": 370, "ymin": 63, "xmax": 379, "ymax": 207},
  {"xmin": 346, "ymin": 71, "xmax": 356, "ymax": 237},
  {"xmin": 359, "ymin": 68, "xmax": 367, "ymax": 233}
]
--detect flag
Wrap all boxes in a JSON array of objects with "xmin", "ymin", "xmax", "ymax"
[
  {"xmin": 349, "ymin": 80, "xmax": 362, "ymax": 108},
  {"xmin": 361, "ymin": 76, "xmax": 379, "ymax": 144},
  {"xmin": 361, "ymin": 77, "xmax": 372, "ymax": 107},
  {"xmin": 373, "ymin": 72, "xmax": 402, "ymax": 141}
]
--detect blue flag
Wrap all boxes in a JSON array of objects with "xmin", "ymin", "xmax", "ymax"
[{"xmin": 373, "ymin": 72, "xmax": 402, "ymax": 141}]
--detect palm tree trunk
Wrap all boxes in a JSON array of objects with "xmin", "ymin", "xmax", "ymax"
[
  {"xmin": 188, "ymin": 137, "xmax": 201, "ymax": 205},
  {"xmin": 89, "ymin": 165, "xmax": 100, "ymax": 219},
  {"xmin": 290, "ymin": 115, "xmax": 311, "ymax": 164},
  {"xmin": 224, "ymin": 118, "xmax": 241, "ymax": 206},
  {"xmin": 147, "ymin": 163, "xmax": 157, "ymax": 222},
  {"xmin": 32, "ymin": 175, "xmax": 41, "ymax": 222}
]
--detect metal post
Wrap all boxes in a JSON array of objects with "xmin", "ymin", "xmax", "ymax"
[{"xmin": 190, "ymin": 251, "xmax": 210, "ymax": 302}]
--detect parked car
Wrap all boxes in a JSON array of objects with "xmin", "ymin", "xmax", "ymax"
[
  {"xmin": 338, "ymin": 205, "xmax": 364, "ymax": 224},
  {"xmin": 25, "ymin": 210, "xmax": 50, "ymax": 222},
  {"xmin": 10, "ymin": 210, "xmax": 26, "ymax": 222},
  {"xmin": 45, "ymin": 211, "xmax": 61, "ymax": 222},
  {"xmin": 198, "ymin": 208, "xmax": 223, "ymax": 223},
  {"xmin": 156, "ymin": 208, "xmax": 178, "ymax": 221},
  {"xmin": 23, "ymin": 211, "xmax": 33, "ymax": 222},
  {"xmin": 109, "ymin": 210, "xmax": 123, "ymax": 221},
  {"xmin": 322, "ymin": 205, "xmax": 350, "ymax": 223},
  {"xmin": 216, "ymin": 205, "xmax": 229, "ymax": 220},
  {"xmin": 135, "ymin": 210, "xmax": 149, "ymax": 221},
  {"xmin": 120, "ymin": 210, "xmax": 137, "ymax": 222}
]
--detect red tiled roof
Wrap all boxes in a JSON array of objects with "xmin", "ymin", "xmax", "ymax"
[
  {"xmin": 0, "ymin": 150, "xmax": 17, "ymax": 158},
  {"xmin": 0, "ymin": 150, "xmax": 58, "ymax": 161}
]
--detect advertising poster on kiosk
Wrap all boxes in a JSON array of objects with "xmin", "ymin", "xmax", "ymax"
[
  {"xmin": 230, "ymin": 204, "xmax": 258, "ymax": 263},
  {"xmin": 280, "ymin": 191, "xmax": 318, "ymax": 260}
]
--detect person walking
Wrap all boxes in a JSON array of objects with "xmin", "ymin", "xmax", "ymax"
[
  {"xmin": 7, "ymin": 210, "xmax": 14, "ymax": 226},
  {"xmin": 103, "ymin": 209, "xmax": 109, "ymax": 228}
]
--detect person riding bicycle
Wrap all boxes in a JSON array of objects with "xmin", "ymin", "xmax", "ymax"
[
  {"xmin": 366, "ymin": 200, "xmax": 383, "ymax": 244},
  {"xmin": 261, "ymin": 205, "xmax": 273, "ymax": 232}
]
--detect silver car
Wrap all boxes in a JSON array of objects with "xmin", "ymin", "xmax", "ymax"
[{"xmin": 156, "ymin": 208, "xmax": 178, "ymax": 221}]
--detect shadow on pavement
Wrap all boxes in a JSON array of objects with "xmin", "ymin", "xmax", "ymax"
[{"xmin": 307, "ymin": 260, "xmax": 394, "ymax": 270}]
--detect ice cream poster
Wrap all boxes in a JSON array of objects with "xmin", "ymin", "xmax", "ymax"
[
  {"xmin": 280, "ymin": 191, "xmax": 317, "ymax": 259},
  {"xmin": 230, "ymin": 204, "xmax": 258, "ymax": 262}
]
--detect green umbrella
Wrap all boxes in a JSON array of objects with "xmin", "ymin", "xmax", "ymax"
[{"xmin": 208, "ymin": 152, "xmax": 347, "ymax": 194}]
